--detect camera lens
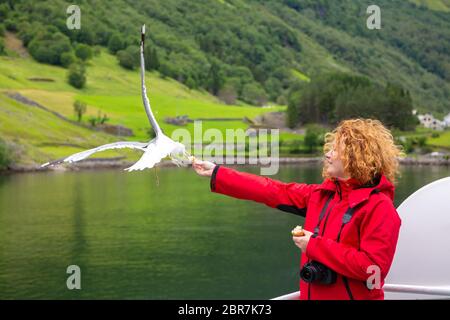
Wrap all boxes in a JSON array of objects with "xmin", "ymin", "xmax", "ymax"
[
  {"xmin": 300, "ymin": 263, "xmax": 318, "ymax": 283},
  {"xmin": 300, "ymin": 261, "xmax": 336, "ymax": 284}
]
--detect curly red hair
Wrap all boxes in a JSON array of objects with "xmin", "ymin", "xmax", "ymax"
[{"xmin": 322, "ymin": 118, "xmax": 405, "ymax": 185}]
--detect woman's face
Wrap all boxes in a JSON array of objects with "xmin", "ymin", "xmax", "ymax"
[{"xmin": 324, "ymin": 141, "xmax": 350, "ymax": 180}]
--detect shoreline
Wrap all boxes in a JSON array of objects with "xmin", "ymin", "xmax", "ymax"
[{"xmin": 2, "ymin": 156, "xmax": 450, "ymax": 174}]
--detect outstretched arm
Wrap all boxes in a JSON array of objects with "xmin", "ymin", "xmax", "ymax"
[{"xmin": 193, "ymin": 159, "xmax": 317, "ymax": 216}]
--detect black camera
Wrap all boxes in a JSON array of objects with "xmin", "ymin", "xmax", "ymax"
[{"xmin": 300, "ymin": 261, "xmax": 337, "ymax": 285}]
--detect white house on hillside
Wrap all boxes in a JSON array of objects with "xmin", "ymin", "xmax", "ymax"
[{"xmin": 417, "ymin": 113, "xmax": 446, "ymax": 131}]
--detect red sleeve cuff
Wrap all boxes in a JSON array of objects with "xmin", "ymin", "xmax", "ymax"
[
  {"xmin": 210, "ymin": 164, "xmax": 221, "ymax": 192},
  {"xmin": 305, "ymin": 235, "xmax": 321, "ymax": 260}
]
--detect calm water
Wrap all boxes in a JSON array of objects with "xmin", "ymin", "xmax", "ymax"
[{"xmin": 0, "ymin": 164, "xmax": 449, "ymax": 299}]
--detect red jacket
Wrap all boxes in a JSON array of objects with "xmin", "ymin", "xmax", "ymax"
[{"xmin": 210, "ymin": 165, "xmax": 401, "ymax": 300}]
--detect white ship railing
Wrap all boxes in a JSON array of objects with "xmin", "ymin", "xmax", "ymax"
[{"xmin": 272, "ymin": 284, "xmax": 450, "ymax": 300}]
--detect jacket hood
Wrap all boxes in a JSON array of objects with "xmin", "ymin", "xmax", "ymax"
[{"xmin": 317, "ymin": 174, "xmax": 395, "ymax": 208}]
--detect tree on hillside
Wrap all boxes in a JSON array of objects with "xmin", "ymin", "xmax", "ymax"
[
  {"xmin": 70, "ymin": 28, "xmax": 95, "ymax": 46},
  {"xmin": 184, "ymin": 76, "xmax": 196, "ymax": 89},
  {"xmin": 304, "ymin": 127, "xmax": 320, "ymax": 153},
  {"xmin": 242, "ymin": 83, "xmax": 268, "ymax": 106},
  {"xmin": 73, "ymin": 100, "xmax": 87, "ymax": 122},
  {"xmin": 264, "ymin": 77, "xmax": 283, "ymax": 102},
  {"xmin": 0, "ymin": 37, "xmax": 5, "ymax": 55},
  {"xmin": 74, "ymin": 43, "xmax": 93, "ymax": 61},
  {"xmin": 60, "ymin": 51, "xmax": 76, "ymax": 68},
  {"xmin": 117, "ymin": 45, "xmax": 139, "ymax": 70},
  {"xmin": 144, "ymin": 45, "xmax": 160, "ymax": 71},
  {"xmin": 287, "ymin": 88, "xmax": 302, "ymax": 128},
  {"xmin": 28, "ymin": 28, "xmax": 72, "ymax": 66},
  {"xmin": 108, "ymin": 33, "xmax": 125, "ymax": 54},
  {"xmin": 383, "ymin": 83, "xmax": 416, "ymax": 130},
  {"xmin": 206, "ymin": 60, "xmax": 224, "ymax": 95},
  {"xmin": 67, "ymin": 63, "xmax": 86, "ymax": 89}
]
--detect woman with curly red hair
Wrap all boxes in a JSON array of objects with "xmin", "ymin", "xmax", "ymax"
[{"xmin": 193, "ymin": 118, "xmax": 404, "ymax": 300}]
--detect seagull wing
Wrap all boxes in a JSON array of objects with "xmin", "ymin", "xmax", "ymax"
[
  {"xmin": 41, "ymin": 141, "xmax": 149, "ymax": 167},
  {"xmin": 125, "ymin": 134, "xmax": 185, "ymax": 171},
  {"xmin": 140, "ymin": 24, "xmax": 162, "ymax": 135}
]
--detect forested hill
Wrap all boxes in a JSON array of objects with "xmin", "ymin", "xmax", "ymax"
[{"xmin": 1, "ymin": 0, "xmax": 449, "ymax": 114}]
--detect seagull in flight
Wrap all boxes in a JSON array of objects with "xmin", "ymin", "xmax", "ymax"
[{"xmin": 42, "ymin": 25, "xmax": 190, "ymax": 171}]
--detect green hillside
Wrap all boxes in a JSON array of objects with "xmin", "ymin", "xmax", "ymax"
[
  {"xmin": 1, "ymin": 0, "xmax": 449, "ymax": 113},
  {"xmin": 409, "ymin": 0, "xmax": 450, "ymax": 12}
]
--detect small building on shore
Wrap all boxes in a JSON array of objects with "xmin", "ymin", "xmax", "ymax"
[{"xmin": 417, "ymin": 113, "xmax": 446, "ymax": 131}]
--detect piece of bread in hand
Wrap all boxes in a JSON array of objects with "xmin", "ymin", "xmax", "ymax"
[{"xmin": 291, "ymin": 225, "xmax": 305, "ymax": 237}]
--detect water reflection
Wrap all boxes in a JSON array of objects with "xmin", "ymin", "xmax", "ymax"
[{"xmin": 0, "ymin": 164, "xmax": 448, "ymax": 299}]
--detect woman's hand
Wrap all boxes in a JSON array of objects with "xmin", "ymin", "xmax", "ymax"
[
  {"xmin": 192, "ymin": 159, "xmax": 216, "ymax": 177},
  {"xmin": 292, "ymin": 230, "xmax": 313, "ymax": 252}
]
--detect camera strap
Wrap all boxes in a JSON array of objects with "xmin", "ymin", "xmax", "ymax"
[
  {"xmin": 313, "ymin": 193, "xmax": 334, "ymax": 238},
  {"xmin": 336, "ymin": 207, "xmax": 355, "ymax": 242}
]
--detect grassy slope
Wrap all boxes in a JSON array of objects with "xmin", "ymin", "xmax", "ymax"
[
  {"xmin": 0, "ymin": 93, "xmax": 130, "ymax": 165},
  {"xmin": 428, "ymin": 131, "xmax": 450, "ymax": 148},
  {"xmin": 409, "ymin": 0, "xmax": 450, "ymax": 11},
  {"xmin": 0, "ymin": 48, "xmax": 287, "ymax": 165}
]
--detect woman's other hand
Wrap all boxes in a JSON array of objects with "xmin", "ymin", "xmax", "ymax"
[{"xmin": 292, "ymin": 230, "xmax": 313, "ymax": 252}]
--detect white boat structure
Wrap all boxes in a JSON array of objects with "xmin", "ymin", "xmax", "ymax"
[{"xmin": 273, "ymin": 177, "xmax": 450, "ymax": 300}]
